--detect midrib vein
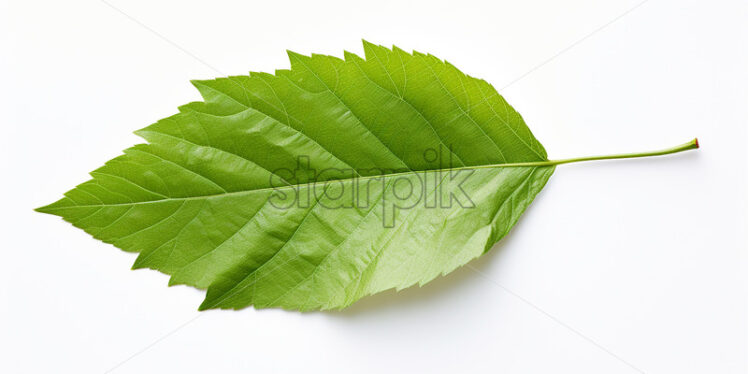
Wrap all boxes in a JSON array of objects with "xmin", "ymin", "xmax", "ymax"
[{"xmin": 42, "ymin": 161, "xmax": 552, "ymax": 211}]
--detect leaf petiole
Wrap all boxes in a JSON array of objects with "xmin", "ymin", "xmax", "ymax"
[
  {"xmin": 542, "ymin": 138, "xmax": 699, "ymax": 166},
  {"xmin": 459, "ymin": 138, "xmax": 700, "ymax": 170}
]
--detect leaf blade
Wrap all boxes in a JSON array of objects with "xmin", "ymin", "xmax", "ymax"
[{"xmin": 38, "ymin": 42, "xmax": 554, "ymax": 311}]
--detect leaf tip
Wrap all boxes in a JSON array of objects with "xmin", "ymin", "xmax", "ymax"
[{"xmin": 35, "ymin": 197, "xmax": 74, "ymax": 215}]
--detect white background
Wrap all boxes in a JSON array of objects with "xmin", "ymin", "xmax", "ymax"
[{"xmin": 2, "ymin": 0, "xmax": 746, "ymax": 373}]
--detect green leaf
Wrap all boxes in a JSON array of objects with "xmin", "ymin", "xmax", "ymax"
[{"xmin": 37, "ymin": 41, "xmax": 697, "ymax": 311}]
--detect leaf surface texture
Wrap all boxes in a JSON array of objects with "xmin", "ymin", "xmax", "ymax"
[{"xmin": 38, "ymin": 41, "xmax": 554, "ymax": 311}]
